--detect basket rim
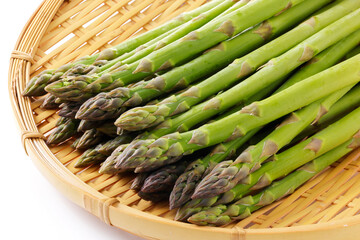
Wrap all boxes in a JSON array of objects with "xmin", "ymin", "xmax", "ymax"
[{"xmin": 8, "ymin": 0, "xmax": 360, "ymax": 239}]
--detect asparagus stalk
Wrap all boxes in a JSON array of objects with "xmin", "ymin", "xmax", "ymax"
[
  {"xmin": 122, "ymin": 0, "xmax": 242, "ymax": 65},
  {"xmin": 95, "ymin": 121, "xmax": 118, "ymax": 137},
  {"xmin": 66, "ymin": 0, "xmax": 237, "ymax": 80},
  {"xmin": 99, "ymin": 80, "xmax": 279, "ymax": 177},
  {"xmin": 61, "ymin": 29, "xmax": 179, "ymax": 81},
  {"xmin": 74, "ymin": 144, "xmax": 106, "ymax": 168},
  {"xmin": 193, "ymin": 30, "xmax": 360, "ymax": 199},
  {"xmin": 170, "ymin": 129, "xmax": 258, "ymax": 209},
  {"xmin": 188, "ymin": 139, "xmax": 358, "ymax": 226},
  {"xmin": 119, "ymin": 50, "xmax": 360, "ymax": 172},
  {"xmin": 116, "ymin": 15, "xmax": 360, "ymax": 173},
  {"xmin": 316, "ymin": 85, "xmax": 360, "ymax": 127},
  {"xmin": 58, "ymin": 101, "xmax": 84, "ymax": 119},
  {"xmin": 194, "ymin": 86, "xmax": 353, "ymax": 199},
  {"xmin": 292, "ymin": 84, "xmax": 360, "ymax": 145},
  {"xmin": 41, "ymin": 94, "xmax": 60, "ymax": 109},
  {"xmin": 72, "ymin": 129, "xmax": 105, "ymax": 150},
  {"xmin": 71, "ymin": 27, "xmax": 182, "ymax": 78},
  {"xmin": 55, "ymin": 116, "xmax": 68, "ymax": 126},
  {"xmin": 99, "ymin": 144, "xmax": 130, "ymax": 174},
  {"xmin": 137, "ymin": 191, "xmax": 170, "ymax": 202},
  {"xmin": 112, "ymin": 77, "xmax": 284, "ymax": 174},
  {"xmin": 176, "ymin": 107, "xmax": 360, "ymax": 221},
  {"xmin": 23, "ymin": 0, "xmax": 222, "ymax": 97},
  {"xmin": 130, "ymin": 173, "xmax": 150, "ymax": 191},
  {"xmin": 98, "ymin": 135, "xmax": 134, "ymax": 155},
  {"xmin": 22, "ymin": 56, "xmax": 98, "ymax": 96},
  {"xmin": 74, "ymin": 134, "xmax": 134, "ymax": 168},
  {"xmin": 140, "ymin": 160, "xmax": 189, "ymax": 194},
  {"xmin": 77, "ymin": 119, "xmax": 103, "ymax": 132},
  {"xmin": 345, "ymin": 45, "xmax": 360, "ymax": 59},
  {"xmin": 46, "ymin": 118, "xmax": 80, "ymax": 145},
  {"xmin": 75, "ymin": 0, "xmax": 332, "ymax": 121},
  {"xmin": 88, "ymin": 0, "xmax": 225, "ymax": 61},
  {"xmin": 116, "ymin": 0, "xmax": 360, "ymax": 131},
  {"xmin": 46, "ymin": 0, "xmax": 307, "ymax": 101}
]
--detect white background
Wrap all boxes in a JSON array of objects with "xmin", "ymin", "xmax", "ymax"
[{"xmin": 1, "ymin": 1, "xmax": 142, "ymax": 239}]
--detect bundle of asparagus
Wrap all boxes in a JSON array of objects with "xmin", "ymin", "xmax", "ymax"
[{"xmin": 23, "ymin": 0, "xmax": 360, "ymax": 227}]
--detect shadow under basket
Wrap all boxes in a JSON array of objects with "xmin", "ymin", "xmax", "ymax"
[{"xmin": 8, "ymin": 0, "xmax": 360, "ymax": 239}]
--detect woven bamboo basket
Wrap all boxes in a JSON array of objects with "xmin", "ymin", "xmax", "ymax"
[{"xmin": 8, "ymin": 0, "xmax": 360, "ymax": 239}]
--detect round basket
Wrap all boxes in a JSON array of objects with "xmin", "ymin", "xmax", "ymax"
[{"xmin": 8, "ymin": 0, "xmax": 360, "ymax": 239}]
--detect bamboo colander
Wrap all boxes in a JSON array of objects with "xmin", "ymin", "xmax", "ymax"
[{"xmin": 8, "ymin": 0, "xmax": 360, "ymax": 239}]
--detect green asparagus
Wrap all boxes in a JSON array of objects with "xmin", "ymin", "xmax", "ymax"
[
  {"xmin": 116, "ymin": 0, "xmax": 360, "ymax": 131},
  {"xmin": 74, "ymin": 144, "xmax": 106, "ymax": 168},
  {"xmin": 170, "ymin": 129, "xmax": 258, "ymax": 209},
  {"xmin": 41, "ymin": 94, "xmax": 60, "ymax": 109},
  {"xmin": 47, "ymin": 118, "xmax": 80, "ymax": 145},
  {"xmin": 141, "ymin": 160, "xmax": 189, "ymax": 194},
  {"xmin": 74, "ymin": 134, "xmax": 134, "ymax": 168},
  {"xmin": 75, "ymin": 0, "xmax": 332, "ymax": 121},
  {"xmin": 46, "ymin": 0, "xmax": 306, "ymax": 101},
  {"xmin": 116, "ymin": 15, "xmax": 360, "ymax": 173},
  {"xmin": 99, "ymin": 144, "xmax": 130, "ymax": 174},
  {"xmin": 58, "ymin": 101, "xmax": 85, "ymax": 119},
  {"xmin": 72, "ymin": 129, "xmax": 105, "ymax": 150},
  {"xmin": 77, "ymin": 120, "xmax": 103, "ymax": 132},
  {"xmin": 193, "ymin": 30, "xmax": 360, "ymax": 199},
  {"xmin": 176, "ymin": 107, "xmax": 360, "ymax": 221},
  {"xmin": 130, "ymin": 173, "xmax": 150, "ymax": 191},
  {"xmin": 23, "ymin": 0, "xmax": 223, "ymax": 97},
  {"xmin": 188, "ymin": 138, "xmax": 358, "ymax": 226}
]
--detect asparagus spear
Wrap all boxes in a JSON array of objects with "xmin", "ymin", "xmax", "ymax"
[
  {"xmin": 104, "ymin": 77, "xmax": 281, "ymax": 177},
  {"xmin": 345, "ymin": 45, "xmax": 360, "ymax": 59},
  {"xmin": 292, "ymin": 84, "xmax": 360, "ymax": 146},
  {"xmin": 23, "ymin": 0, "xmax": 222, "ymax": 97},
  {"xmin": 46, "ymin": 118, "xmax": 80, "ymax": 145},
  {"xmin": 99, "ymin": 144, "xmax": 130, "ymax": 174},
  {"xmin": 110, "ymin": 77, "xmax": 284, "ymax": 174},
  {"xmin": 316, "ymin": 86, "xmax": 360, "ymax": 128},
  {"xmin": 170, "ymin": 129, "xmax": 258, "ymax": 209},
  {"xmin": 194, "ymin": 87, "xmax": 353, "ymax": 199},
  {"xmin": 116, "ymin": 0, "xmax": 360, "ymax": 131},
  {"xmin": 95, "ymin": 121, "xmax": 118, "ymax": 137},
  {"xmin": 171, "ymin": 41, "xmax": 360, "ymax": 207},
  {"xmin": 137, "ymin": 191, "xmax": 170, "ymax": 202},
  {"xmin": 75, "ymin": 0, "xmax": 332, "ymax": 121},
  {"xmin": 41, "ymin": 94, "xmax": 60, "ymax": 109},
  {"xmin": 60, "ymin": 30, "xmax": 178, "ymax": 83},
  {"xmin": 74, "ymin": 134, "xmax": 134, "ymax": 168},
  {"xmin": 130, "ymin": 173, "xmax": 150, "ymax": 191},
  {"xmin": 188, "ymin": 138, "xmax": 359, "ymax": 226},
  {"xmin": 77, "ymin": 120, "xmax": 103, "ymax": 132},
  {"xmin": 141, "ymin": 160, "xmax": 189, "ymax": 193},
  {"xmin": 46, "ymin": 0, "xmax": 307, "ymax": 101},
  {"xmin": 66, "ymin": 0, "xmax": 237, "ymax": 81},
  {"xmin": 86, "ymin": 0, "xmax": 225, "ymax": 61},
  {"xmin": 74, "ymin": 144, "xmax": 106, "ymax": 168},
  {"xmin": 58, "ymin": 101, "xmax": 84, "ymax": 119},
  {"xmin": 98, "ymin": 135, "xmax": 134, "ymax": 155},
  {"xmin": 55, "ymin": 116, "xmax": 68, "ymax": 126},
  {"xmin": 74, "ymin": 27, "xmax": 183, "ymax": 78},
  {"xmin": 116, "ymin": 15, "xmax": 360, "ymax": 172},
  {"xmin": 193, "ymin": 30, "xmax": 360, "ymax": 199},
  {"xmin": 22, "ymin": 56, "xmax": 97, "ymax": 96},
  {"xmin": 176, "ymin": 107, "xmax": 360, "ymax": 221},
  {"xmin": 122, "ymin": 0, "xmax": 242, "ymax": 65},
  {"xmin": 72, "ymin": 129, "xmax": 105, "ymax": 150}
]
